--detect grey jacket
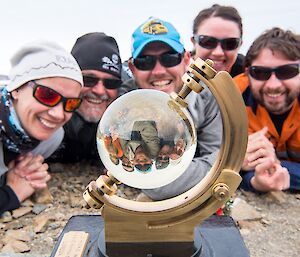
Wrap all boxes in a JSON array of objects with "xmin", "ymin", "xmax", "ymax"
[{"xmin": 123, "ymin": 79, "xmax": 222, "ymax": 200}]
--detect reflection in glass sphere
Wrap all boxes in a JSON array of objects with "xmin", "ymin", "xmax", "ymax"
[{"xmin": 97, "ymin": 89, "xmax": 197, "ymax": 189}]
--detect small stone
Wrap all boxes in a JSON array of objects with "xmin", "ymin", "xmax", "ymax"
[
  {"xmin": 53, "ymin": 212, "xmax": 66, "ymax": 221},
  {"xmin": 60, "ymin": 182, "xmax": 69, "ymax": 191},
  {"xmin": 12, "ymin": 207, "xmax": 32, "ymax": 219},
  {"xmin": 5, "ymin": 229, "xmax": 32, "ymax": 242},
  {"xmin": 2, "ymin": 239, "xmax": 30, "ymax": 253},
  {"xmin": 239, "ymin": 228, "xmax": 251, "ymax": 236},
  {"xmin": 49, "ymin": 163, "xmax": 65, "ymax": 173},
  {"xmin": 43, "ymin": 236, "xmax": 54, "ymax": 246},
  {"xmin": 1, "ymin": 243, "xmax": 15, "ymax": 253},
  {"xmin": 237, "ymin": 220, "xmax": 261, "ymax": 230},
  {"xmin": 34, "ymin": 214, "xmax": 50, "ymax": 233},
  {"xmin": 32, "ymin": 188, "xmax": 53, "ymax": 204},
  {"xmin": 231, "ymin": 197, "xmax": 262, "ymax": 221},
  {"xmin": 265, "ymin": 191, "xmax": 286, "ymax": 204},
  {"xmin": 3, "ymin": 220, "xmax": 24, "ymax": 231},
  {"xmin": 48, "ymin": 222, "xmax": 60, "ymax": 230},
  {"xmin": 261, "ymin": 218, "xmax": 271, "ymax": 225},
  {"xmin": 32, "ymin": 204, "xmax": 47, "ymax": 215},
  {"xmin": 0, "ymin": 211, "xmax": 12, "ymax": 223},
  {"xmin": 69, "ymin": 194, "xmax": 84, "ymax": 208},
  {"xmin": 21, "ymin": 199, "xmax": 34, "ymax": 207},
  {"xmin": 136, "ymin": 193, "xmax": 153, "ymax": 202}
]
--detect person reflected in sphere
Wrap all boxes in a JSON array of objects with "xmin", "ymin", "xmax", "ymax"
[
  {"xmin": 119, "ymin": 120, "xmax": 160, "ymax": 172},
  {"xmin": 131, "ymin": 120, "xmax": 160, "ymax": 159},
  {"xmin": 133, "ymin": 145, "xmax": 153, "ymax": 172},
  {"xmin": 109, "ymin": 154, "xmax": 120, "ymax": 165},
  {"xmin": 170, "ymin": 138, "xmax": 186, "ymax": 160},
  {"xmin": 103, "ymin": 133, "xmax": 123, "ymax": 161},
  {"xmin": 121, "ymin": 156, "xmax": 134, "ymax": 172},
  {"xmin": 155, "ymin": 143, "xmax": 172, "ymax": 170}
]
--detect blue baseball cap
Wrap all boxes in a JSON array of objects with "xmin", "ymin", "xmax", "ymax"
[{"xmin": 131, "ymin": 17, "xmax": 184, "ymax": 59}]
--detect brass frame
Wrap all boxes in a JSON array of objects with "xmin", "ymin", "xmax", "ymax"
[{"xmin": 83, "ymin": 58, "xmax": 248, "ymax": 244}]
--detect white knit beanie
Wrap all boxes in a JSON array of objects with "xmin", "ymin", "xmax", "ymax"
[{"xmin": 6, "ymin": 40, "xmax": 83, "ymax": 92}]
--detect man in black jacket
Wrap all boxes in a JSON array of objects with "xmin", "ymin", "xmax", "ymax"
[{"xmin": 48, "ymin": 33, "xmax": 124, "ymax": 164}]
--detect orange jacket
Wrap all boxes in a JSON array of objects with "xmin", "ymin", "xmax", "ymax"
[
  {"xmin": 234, "ymin": 73, "xmax": 300, "ymax": 162},
  {"xmin": 103, "ymin": 135, "xmax": 124, "ymax": 158}
]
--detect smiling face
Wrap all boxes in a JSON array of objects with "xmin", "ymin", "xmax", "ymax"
[
  {"xmin": 129, "ymin": 42, "xmax": 190, "ymax": 94},
  {"xmin": 133, "ymin": 145, "xmax": 153, "ymax": 171},
  {"xmin": 77, "ymin": 70, "xmax": 119, "ymax": 123},
  {"xmin": 248, "ymin": 48, "xmax": 300, "ymax": 115},
  {"xmin": 12, "ymin": 77, "xmax": 82, "ymax": 141},
  {"xmin": 192, "ymin": 16, "xmax": 241, "ymax": 73}
]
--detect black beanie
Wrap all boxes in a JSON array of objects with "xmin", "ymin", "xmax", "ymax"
[{"xmin": 71, "ymin": 32, "xmax": 122, "ymax": 79}]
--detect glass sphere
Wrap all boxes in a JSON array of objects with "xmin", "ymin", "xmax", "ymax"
[{"xmin": 97, "ymin": 89, "xmax": 197, "ymax": 189}]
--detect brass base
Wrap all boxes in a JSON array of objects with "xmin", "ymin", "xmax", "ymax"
[{"xmin": 50, "ymin": 215, "xmax": 250, "ymax": 257}]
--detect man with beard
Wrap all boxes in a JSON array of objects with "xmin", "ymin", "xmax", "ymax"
[
  {"xmin": 48, "ymin": 33, "xmax": 123, "ymax": 164},
  {"xmin": 123, "ymin": 17, "xmax": 222, "ymax": 200},
  {"xmin": 234, "ymin": 27, "xmax": 300, "ymax": 192}
]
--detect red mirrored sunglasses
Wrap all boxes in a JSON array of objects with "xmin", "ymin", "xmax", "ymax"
[{"xmin": 28, "ymin": 81, "xmax": 82, "ymax": 112}]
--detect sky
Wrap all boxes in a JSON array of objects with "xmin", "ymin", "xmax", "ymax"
[{"xmin": 0, "ymin": 0, "xmax": 299, "ymax": 75}]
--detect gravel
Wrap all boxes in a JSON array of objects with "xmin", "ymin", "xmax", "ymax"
[{"xmin": 1, "ymin": 163, "xmax": 299, "ymax": 257}]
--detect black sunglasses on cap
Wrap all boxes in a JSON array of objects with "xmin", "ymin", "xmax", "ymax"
[
  {"xmin": 194, "ymin": 35, "xmax": 241, "ymax": 51},
  {"xmin": 249, "ymin": 63, "xmax": 300, "ymax": 81},
  {"xmin": 83, "ymin": 75, "xmax": 122, "ymax": 89},
  {"xmin": 133, "ymin": 52, "xmax": 183, "ymax": 71}
]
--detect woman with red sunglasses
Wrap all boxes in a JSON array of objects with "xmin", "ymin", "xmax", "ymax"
[
  {"xmin": 0, "ymin": 40, "xmax": 83, "ymax": 214},
  {"xmin": 191, "ymin": 4, "xmax": 244, "ymax": 77}
]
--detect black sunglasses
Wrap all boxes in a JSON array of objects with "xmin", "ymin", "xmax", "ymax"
[
  {"xmin": 194, "ymin": 35, "xmax": 241, "ymax": 51},
  {"xmin": 157, "ymin": 156, "xmax": 169, "ymax": 162},
  {"xmin": 135, "ymin": 164, "xmax": 152, "ymax": 172},
  {"xmin": 249, "ymin": 63, "xmax": 300, "ymax": 81},
  {"xmin": 133, "ymin": 52, "xmax": 183, "ymax": 71},
  {"xmin": 28, "ymin": 81, "xmax": 82, "ymax": 113},
  {"xmin": 83, "ymin": 75, "xmax": 122, "ymax": 89}
]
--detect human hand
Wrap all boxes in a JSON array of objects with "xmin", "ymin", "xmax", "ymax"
[
  {"xmin": 242, "ymin": 127, "xmax": 278, "ymax": 170},
  {"xmin": 6, "ymin": 153, "xmax": 51, "ymax": 202},
  {"xmin": 14, "ymin": 153, "xmax": 50, "ymax": 189},
  {"xmin": 6, "ymin": 160, "xmax": 35, "ymax": 202},
  {"xmin": 250, "ymin": 157, "xmax": 290, "ymax": 192}
]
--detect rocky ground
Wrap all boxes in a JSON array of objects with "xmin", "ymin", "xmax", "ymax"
[{"xmin": 0, "ymin": 163, "xmax": 299, "ymax": 257}]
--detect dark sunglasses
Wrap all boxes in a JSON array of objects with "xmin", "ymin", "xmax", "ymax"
[
  {"xmin": 133, "ymin": 52, "xmax": 183, "ymax": 71},
  {"xmin": 83, "ymin": 75, "xmax": 122, "ymax": 89},
  {"xmin": 135, "ymin": 164, "xmax": 152, "ymax": 172},
  {"xmin": 249, "ymin": 63, "xmax": 300, "ymax": 81},
  {"xmin": 194, "ymin": 35, "xmax": 241, "ymax": 51},
  {"xmin": 157, "ymin": 156, "xmax": 169, "ymax": 162},
  {"xmin": 28, "ymin": 81, "xmax": 82, "ymax": 113}
]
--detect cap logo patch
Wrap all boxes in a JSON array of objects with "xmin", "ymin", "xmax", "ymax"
[
  {"xmin": 102, "ymin": 54, "xmax": 120, "ymax": 74},
  {"xmin": 142, "ymin": 19, "xmax": 168, "ymax": 35}
]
